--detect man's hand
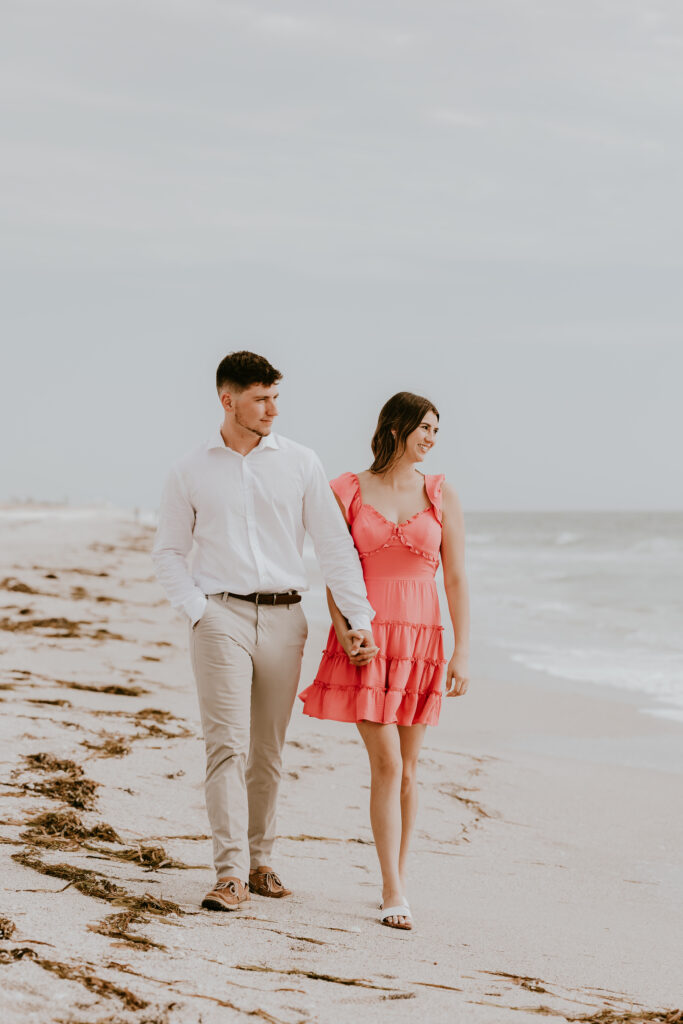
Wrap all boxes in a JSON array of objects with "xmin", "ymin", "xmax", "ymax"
[{"xmin": 342, "ymin": 629, "xmax": 379, "ymax": 666}]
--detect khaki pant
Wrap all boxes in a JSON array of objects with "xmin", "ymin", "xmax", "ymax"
[{"xmin": 189, "ymin": 594, "xmax": 308, "ymax": 881}]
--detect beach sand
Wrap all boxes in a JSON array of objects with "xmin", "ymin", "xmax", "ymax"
[{"xmin": 1, "ymin": 511, "xmax": 682, "ymax": 1023}]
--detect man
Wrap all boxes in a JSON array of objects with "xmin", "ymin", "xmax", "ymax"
[{"xmin": 152, "ymin": 351, "xmax": 376, "ymax": 911}]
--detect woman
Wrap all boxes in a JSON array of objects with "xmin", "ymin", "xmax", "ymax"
[{"xmin": 299, "ymin": 392, "xmax": 470, "ymax": 930}]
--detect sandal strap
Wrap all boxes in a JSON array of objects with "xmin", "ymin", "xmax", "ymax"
[{"xmin": 380, "ymin": 904, "xmax": 411, "ymax": 920}]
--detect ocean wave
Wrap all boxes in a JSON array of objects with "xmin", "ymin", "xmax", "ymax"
[
  {"xmin": 508, "ymin": 645, "xmax": 683, "ymax": 704},
  {"xmin": 628, "ymin": 537, "xmax": 683, "ymax": 557},
  {"xmin": 555, "ymin": 532, "xmax": 583, "ymax": 545}
]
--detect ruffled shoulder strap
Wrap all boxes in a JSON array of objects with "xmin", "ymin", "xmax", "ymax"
[
  {"xmin": 425, "ymin": 473, "xmax": 445, "ymax": 523},
  {"xmin": 330, "ymin": 472, "xmax": 362, "ymax": 524}
]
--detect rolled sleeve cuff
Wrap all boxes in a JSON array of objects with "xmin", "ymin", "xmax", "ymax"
[
  {"xmin": 183, "ymin": 591, "xmax": 208, "ymax": 626},
  {"xmin": 347, "ymin": 613, "xmax": 373, "ymax": 633}
]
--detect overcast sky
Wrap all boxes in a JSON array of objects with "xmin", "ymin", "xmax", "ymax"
[{"xmin": 2, "ymin": 0, "xmax": 682, "ymax": 510}]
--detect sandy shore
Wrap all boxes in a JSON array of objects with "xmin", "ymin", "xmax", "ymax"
[{"xmin": 1, "ymin": 511, "xmax": 682, "ymax": 1024}]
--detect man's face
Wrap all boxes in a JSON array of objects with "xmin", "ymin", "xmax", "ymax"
[{"xmin": 231, "ymin": 383, "xmax": 279, "ymax": 437}]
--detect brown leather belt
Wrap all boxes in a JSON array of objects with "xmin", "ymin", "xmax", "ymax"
[{"xmin": 221, "ymin": 591, "xmax": 301, "ymax": 606}]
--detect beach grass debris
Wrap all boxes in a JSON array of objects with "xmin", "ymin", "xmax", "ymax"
[
  {"xmin": 89, "ymin": 911, "xmax": 167, "ymax": 951},
  {"xmin": 23, "ymin": 752, "xmax": 84, "ymax": 775},
  {"xmin": 570, "ymin": 1010, "xmax": 683, "ymax": 1023},
  {"xmin": 19, "ymin": 752, "xmax": 99, "ymax": 809},
  {"xmin": 57, "ymin": 680, "xmax": 149, "ymax": 696},
  {"xmin": 0, "ymin": 616, "xmax": 125, "ymax": 641},
  {"xmin": 108, "ymin": 961, "xmax": 293, "ymax": 1022},
  {"xmin": 0, "ymin": 577, "xmax": 39, "ymax": 594},
  {"xmin": 81, "ymin": 734, "xmax": 132, "ymax": 759},
  {"xmin": 27, "ymin": 698, "xmax": 73, "ymax": 707},
  {"xmin": 89, "ymin": 706, "xmax": 193, "ymax": 740},
  {"xmin": 234, "ymin": 964, "xmax": 401, "ymax": 991},
  {"xmin": 0, "ymin": 946, "xmax": 148, "ymax": 1010},
  {"xmin": 21, "ymin": 810, "xmax": 120, "ymax": 847},
  {"xmin": 0, "ymin": 916, "xmax": 16, "ymax": 939},
  {"xmin": 11, "ymin": 850, "xmax": 183, "ymax": 915},
  {"xmin": 281, "ymin": 833, "xmax": 372, "ymax": 845},
  {"xmin": 483, "ymin": 970, "xmax": 549, "ymax": 994},
  {"xmin": 439, "ymin": 782, "xmax": 492, "ymax": 819},
  {"xmin": 31, "ymin": 774, "xmax": 99, "ymax": 810},
  {"xmin": 88, "ymin": 842, "xmax": 192, "ymax": 871}
]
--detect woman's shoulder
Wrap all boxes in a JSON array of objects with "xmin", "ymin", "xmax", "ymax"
[
  {"xmin": 425, "ymin": 473, "xmax": 463, "ymax": 525},
  {"xmin": 330, "ymin": 470, "xmax": 360, "ymax": 492},
  {"xmin": 330, "ymin": 472, "xmax": 362, "ymax": 516}
]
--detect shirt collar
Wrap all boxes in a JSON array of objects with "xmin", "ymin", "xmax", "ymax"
[{"xmin": 207, "ymin": 429, "xmax": 280, "ymax": 453}]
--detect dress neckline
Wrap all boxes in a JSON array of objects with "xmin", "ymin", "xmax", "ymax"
[{"xmin": 352, "ymin": 472, "xmax": 433, "ymax": 528}]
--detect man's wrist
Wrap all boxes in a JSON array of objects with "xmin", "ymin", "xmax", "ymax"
[{"xmin": 347, "ymin": 614, "xmax": 372, "ymax": 633}]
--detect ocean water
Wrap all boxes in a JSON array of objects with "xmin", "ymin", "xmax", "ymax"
[
  {"xmin": 5, "ymin": 505, "xmax": 680, "ymax": 722},
  {"xmin": 466, "ymin": 512, "xmax": 683, "ymax": 722}
]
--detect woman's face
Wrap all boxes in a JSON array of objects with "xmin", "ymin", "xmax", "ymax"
[{"xmin": 405, "ymin": 410, "xmax": 439, "ymax": 463}]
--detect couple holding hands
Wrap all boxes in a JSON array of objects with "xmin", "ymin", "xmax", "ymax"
[{"xmin": 152, "ymin": 350, "xmax": 469, "ymax": 931}]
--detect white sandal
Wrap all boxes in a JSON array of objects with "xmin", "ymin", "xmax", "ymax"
[{"xmin": 379, "ymin": 902, "xmax": 412, "ymax": 930}]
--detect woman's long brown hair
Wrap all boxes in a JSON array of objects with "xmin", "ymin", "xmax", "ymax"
[{"xmin": 370, "ymin": 392, "xmax": 439, "ymax": 474}]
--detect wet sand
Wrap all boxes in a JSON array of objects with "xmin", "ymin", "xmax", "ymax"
[{"xmin": 1, "ymin": 510, "xmax": 682, "ymax": 1024}]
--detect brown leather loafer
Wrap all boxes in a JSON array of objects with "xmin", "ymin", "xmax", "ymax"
[
  {"xmin": 248, "ymin": 865, "xmax": 291, "ymax": 898},
  {"xmin": 201, "ymin": 876, "xmax": 250, "ymax": 911}
]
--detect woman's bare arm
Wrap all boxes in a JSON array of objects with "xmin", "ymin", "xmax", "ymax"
[
  {"xmin": 440, "ymin": 481, "xmax": 470, "ymax": 695},
  {"xmin": 327, "ymin": 491, "xmax": 378, "ymax": 666},
  {"xmin": 326, "ymin": 586, "xmax": 377, "ymax": 665}
]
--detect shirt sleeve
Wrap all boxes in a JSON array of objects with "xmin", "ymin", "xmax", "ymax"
[
  {"xmin": 151, "ymin": 467, "xmax": 208, "ymax": 626},
  {"xmin": 302, "ymin": 454, "xmax": 375, "ymax": 632}
]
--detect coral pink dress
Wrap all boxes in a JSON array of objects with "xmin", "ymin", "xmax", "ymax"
[{"xmin": 299, "ymin": 472, "xmax": 446, "ymax": 726}]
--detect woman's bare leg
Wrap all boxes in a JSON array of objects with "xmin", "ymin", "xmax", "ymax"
[
  {"xmin": 356, "ymin": 721, "xmax": 407, "ymax": 926},
  {"xmin": 397, "ymin": 724, "xmax": 427, "ymax": 894}
]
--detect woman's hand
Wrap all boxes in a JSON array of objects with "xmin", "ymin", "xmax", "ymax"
[
  {"xmin": 339, "ymin": 628, "xmax": 379, "ymax": 666},
  {"xmin": 445, "ymin": 651, "xmax": 469, "ymax": 696}
]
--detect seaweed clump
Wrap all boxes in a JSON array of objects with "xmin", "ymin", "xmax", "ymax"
[
  {"xmin": 81, "ymin": 734, "xmax": 132, "ymax": 759},
  {"xmin": 99, "ymin": 843, "xmax": 190, "ymax": 871},
  {"xmin": 0, "ymin": 916, "xmax": 16, "ymax": 939},
  {"xmin": 11, "ymin": 850, "xmax": 182, "ymax": 915},
  {"xmin": 20, "ymin": 752, "xmax": 99, "ymax": 809},
  {"xmin": 21, "ymin": 810, "xmax": 120, "ymax": 848},
  {"xmin": 31, "ymin": 774, "xmax": 98, "ymax": 810}
]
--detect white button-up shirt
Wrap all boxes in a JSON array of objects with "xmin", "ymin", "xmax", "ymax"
[{"xmin": 152, "ymin": 430, "xmax": 374, "ymax": 630}]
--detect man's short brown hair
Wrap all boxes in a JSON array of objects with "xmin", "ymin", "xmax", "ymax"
[{"xmin": 216, "ymin": 351, "xmax": 282, "ymax": 392}]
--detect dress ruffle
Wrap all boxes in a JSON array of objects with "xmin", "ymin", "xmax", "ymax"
[{"xmin": 299, "ymin": 620, "xmax": 446, "ymax": 726}]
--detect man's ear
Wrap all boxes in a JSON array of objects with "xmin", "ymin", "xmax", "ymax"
[{"xmin": 220, "ymin": 390, "xmax": 233, "ymax": 412}]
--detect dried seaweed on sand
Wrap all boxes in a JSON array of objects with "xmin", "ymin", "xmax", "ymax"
[
  {"xmin": 11, "ymin": 850, "xmax": 182, "ymax": 915},
  {"xmin": 31, "ymin": 774, "xmax": 99, "ymax": 810},
  {"xmin": 0, "ymin": 946, "xmax": 148, "ymax": 1010},
  {"xmin": 23, "ymin": 753, "xmax": 84, "ymax": 774},
  {"xmin": 0, "ymin": 916, "xmax": 16, "ymax": 939},
  {"xmin": 81, "ymin": 734, "xmax": 132, "ymax": 759},
  {"xmin": 0, "ymin": 616, "xmax": 125, "ymax": 641},
  {"xmin": 58, "ymin": 680, "xmax": 149, "ymax": 696},
  {"xmin": 19, "ymin": 752, "xmax": 99, "ymax": 809},
  {"xmin": 570, "ymin": 1011, "xmax": 683, "ymax": 1024},
  {"xmin": 21, "ymin": 810, "xmax": 120, "ymax": 847},
  {"xmin": 1, "ymin": 577, "xmax": 41, "ymax": 594},
  {"xmin": 89, "ymin": 911, "xmax": 167, "ymax": 951},
  {"xmin": 91, "ymin": 843, "xmax": 192, "ymax": 871}
]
